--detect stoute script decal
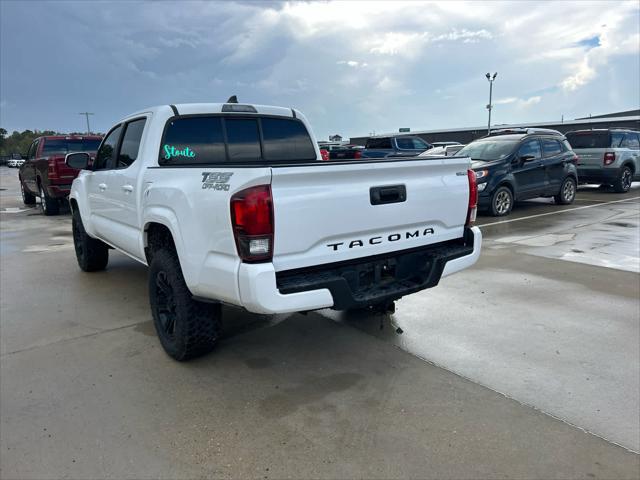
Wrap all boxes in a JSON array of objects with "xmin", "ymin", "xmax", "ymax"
[{"xmin": 163, "ymin": 144, "xmax": 196, "ymax": 160}]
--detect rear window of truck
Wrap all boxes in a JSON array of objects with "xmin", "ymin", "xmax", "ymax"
[
  {"xmin": 160, "ymin": 116, "xmax": 316, "ymax": 165},
  {"xmin": 42, "ymin": 138, "xmax": 101, "ymax": 155}
]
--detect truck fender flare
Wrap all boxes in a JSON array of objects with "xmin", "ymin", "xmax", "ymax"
[
  {"xmin": 142, "ymin": 207, "xmax": 190, "ymax": 276},
  {"xmin": 68, "ymin": 189, "xmax": 98, "ymax": 238}
]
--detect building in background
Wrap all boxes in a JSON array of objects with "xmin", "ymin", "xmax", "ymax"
[{"xmin": 349, "ymin": 110, "xmax": 640, "ymax": 146}]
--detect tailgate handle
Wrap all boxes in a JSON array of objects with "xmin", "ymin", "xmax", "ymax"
[{"xmin": 370, "ymin": 185, "xmax": 406, "ymax": 205}]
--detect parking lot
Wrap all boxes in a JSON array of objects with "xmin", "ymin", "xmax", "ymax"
[{"xmin": 1, "ymin": 165, "xmax": 638, "ymax": 478}]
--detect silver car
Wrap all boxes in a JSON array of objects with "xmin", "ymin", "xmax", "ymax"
[{"xmin": 566, "ymin": 129, "xmax": 639, "ymax": 193}]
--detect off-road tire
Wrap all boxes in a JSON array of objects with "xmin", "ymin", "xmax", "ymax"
[
  {"xmin": 612, "ymin": 166, "xmax": 633, "ymax": 193},
  {"xmin": 20, "ymin": 179, "xmax": 36, "ymax": 205},
  {"xmin": 148, "ymin": 248, "xmax": 222, "ymax": 361},
  {"xmin": 72, "ymin": 208, "xmax": 109, "ymax": 271},
  {"xmin": 39, "ymin": 182, "xmax": 60, "ymax": 216},
  {"xmin": 490, "ymin": 186, "xmax": 513, "ymax": 216},
  {"xmin": 554, "ymin": 177, "xmax": 576, "ymax": 205}
]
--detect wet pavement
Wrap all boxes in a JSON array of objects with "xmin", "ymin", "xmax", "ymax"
[{"xmin": 1, "ymin": 166, "xmax": 639, "ymax": 478}]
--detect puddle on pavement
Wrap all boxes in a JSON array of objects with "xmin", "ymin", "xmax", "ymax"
[
  {"xmin": 607, "ymin": 221, "xmax": 635, "ymax": 228},
  {"xmin": 258, "ymin": 372, "xmax": 363, "ymax": 419},
  {"xmin": 133, "ymin": 321, "xmax": 156, "ymax": 337},
  {"xmin": 496, "ymin": 233, "xmax": 576, "ymax": 247}
]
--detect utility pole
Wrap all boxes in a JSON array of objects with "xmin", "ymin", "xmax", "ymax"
[
  {"xmin": 485, "ymin": 72, "xmax": 497, "ymax": 135},
  {"xmin": 78, "ymin": 112, "xmax": 94, "ymax": 134}
]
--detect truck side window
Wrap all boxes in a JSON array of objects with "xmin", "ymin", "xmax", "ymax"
[
  {"xmin": 261, "ymin": 118, "xmax": 316, "ymax": 161},
  {"xmin": 118, "ymin": 118, "xmax": 146, "ymax": 168},
  {"xmin": 27, "ymin": 140, "xmax": 38, "ymax": 160},
  {"xmin": 94, "ymin": 125, "xmax": 123, "ymax": 170},
  {"xmin": 396, "ymin": 137, "xmax": 415, "ymax": 149},
  {"xmin": 225, "ymin": 118, "xmax": 261, "ymax": 162},
  {"xmin": 160, "ymin": 117, "xmax": 225, "ymax": 165}
]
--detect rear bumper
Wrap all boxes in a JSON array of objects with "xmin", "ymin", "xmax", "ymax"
[
  {"xmin": 237, "ymin": 227, "xmax": 482, "ymax": 314},
  {"xmin": 577, "ymin": 167, "xmax": 618, "ymax": 184}
]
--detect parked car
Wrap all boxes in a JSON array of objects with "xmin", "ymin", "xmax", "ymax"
[
  {"xmin": 66, "ymin": 101, "xmax": 481, "ymax": 361},
  {"xmin": 19, "ymin": 135, "xmax": 102, "ymax": 215},
  {"xmin": 457, "ymin": 128, "xmax": 579, "ymax": 216},
  {"xmin": 362, "ymin": 135, "xmax": 432, "ymax": 158},
  {"xmin": 565, "ymin": 129, "xmax": 639, "ymax": 193}
]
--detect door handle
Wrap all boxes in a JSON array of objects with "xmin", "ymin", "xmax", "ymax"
[
  {"xmin": 98, "ymin": 183, "xmax": 107, "ymax": 191},
  {"xmin": 121, "ymin": 185, "xmax": 134, "ymax": 193}
]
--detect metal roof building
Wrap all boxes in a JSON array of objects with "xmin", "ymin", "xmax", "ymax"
[{"xmin": 349, "ymin": 110, "xmax": 640, "ymax": 146}]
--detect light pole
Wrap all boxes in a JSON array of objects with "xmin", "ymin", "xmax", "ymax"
[
  {"xmin": 485, "ymin": 72, "xmax": 497, "ymax": 135},
  {"xmin": 78, "ymin": 112, "xmax": 94, "ymax": 134}
]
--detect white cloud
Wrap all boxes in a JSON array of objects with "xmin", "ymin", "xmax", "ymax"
[
  {"xmin": 368, "ymin": 28, "xmax": 493, "ymax": 56},
  {"xmin": 495, "ymin": 96, "xmax": 542, "ymax": 108},
  {"xmin": 337, "ymin": 60, "xmax": 368, "ymax": 68},
  {"xmin": 562, "ymin": 58, "xmax": 596, "ymax": 91},
  {"xmin": 369, "ymin": 32, "xmax": 428, "ymax": 56},
  {"xmin": 376, "ymin": 76, "xmax": 401, "ymax": 91}
]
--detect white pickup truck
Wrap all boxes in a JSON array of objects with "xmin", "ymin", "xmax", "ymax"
[{"xmin": 66, "ymin": 101, "xmax": 482, "ymax": 360}]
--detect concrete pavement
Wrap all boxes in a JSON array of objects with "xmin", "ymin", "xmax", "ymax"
[{"xmin": 1, "ymin": 167, "xmax": 638, "ymax": 479}]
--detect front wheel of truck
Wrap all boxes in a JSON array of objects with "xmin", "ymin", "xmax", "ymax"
[{"xmin": 149, "ymin": 248, "xmax": 222, "ymax": 361}]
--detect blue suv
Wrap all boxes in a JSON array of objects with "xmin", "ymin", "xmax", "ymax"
[{"xmin": 458, "ymin": 128, "xmax": 579, "ymax": 216}]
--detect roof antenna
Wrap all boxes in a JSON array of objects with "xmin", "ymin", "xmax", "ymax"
[{"xmin": 227, "ymin": 95, "xmax": 238, "ymax": 104}]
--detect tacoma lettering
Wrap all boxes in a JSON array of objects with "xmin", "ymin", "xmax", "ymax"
[{"xmin": 327, "ymin": 228, "xmax": 435, "ymax": 251}]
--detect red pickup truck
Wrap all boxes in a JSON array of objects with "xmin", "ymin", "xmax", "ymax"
[{"xmin": 19, "ymin": 135, "xmax": 102, "ymax": 215}]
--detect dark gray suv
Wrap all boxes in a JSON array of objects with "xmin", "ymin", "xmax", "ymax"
[{"xmin": 459, "ymin": 128, "xmax": 579, "ymax": 216}]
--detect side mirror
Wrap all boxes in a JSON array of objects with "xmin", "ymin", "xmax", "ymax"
[{"xmin": 66, "ymin": 152, "xmax": 91, "ymax": 170}]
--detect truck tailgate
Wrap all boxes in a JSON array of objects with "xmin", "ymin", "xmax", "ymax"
[{"xmin": 270, "ymin": 158, "xmax": 471, "ymax": 271}]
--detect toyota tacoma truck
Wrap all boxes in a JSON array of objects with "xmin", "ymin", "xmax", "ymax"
[{"xmin": 66, "ymin": 101, "xmax": 482, "ymax": 361}]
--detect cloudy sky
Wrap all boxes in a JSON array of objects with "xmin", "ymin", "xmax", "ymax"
[{"xmin": 1, "ymin": 0, "xmax": 638, "ymax": 139}]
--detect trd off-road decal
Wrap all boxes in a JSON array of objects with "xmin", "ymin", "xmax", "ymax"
[{"xmin": 201, "ymin": 172, "xmax": 234, "ymax": 191}]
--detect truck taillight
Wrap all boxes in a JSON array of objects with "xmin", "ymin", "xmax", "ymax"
[
  {"xmin": 353, "ymin": 150, "xmax": 362, "ymax": 159},
  {"xmin": 320, "ymin": 149, "xmax": 329, "ymax": 161},
  {"xmin": 466, "ymin": 169, "xmax": 477, "ymax": 227},
  {"xmin": 48, "ymin": 159, "xmax": 58, "ymax": 178},
  {"xmin": 230, "ymin": 184, "xmax": 274, "ymax": 262},
  {"xmin": 603, "ymin": 152, "xmax": 615, "ymax": 165}
]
